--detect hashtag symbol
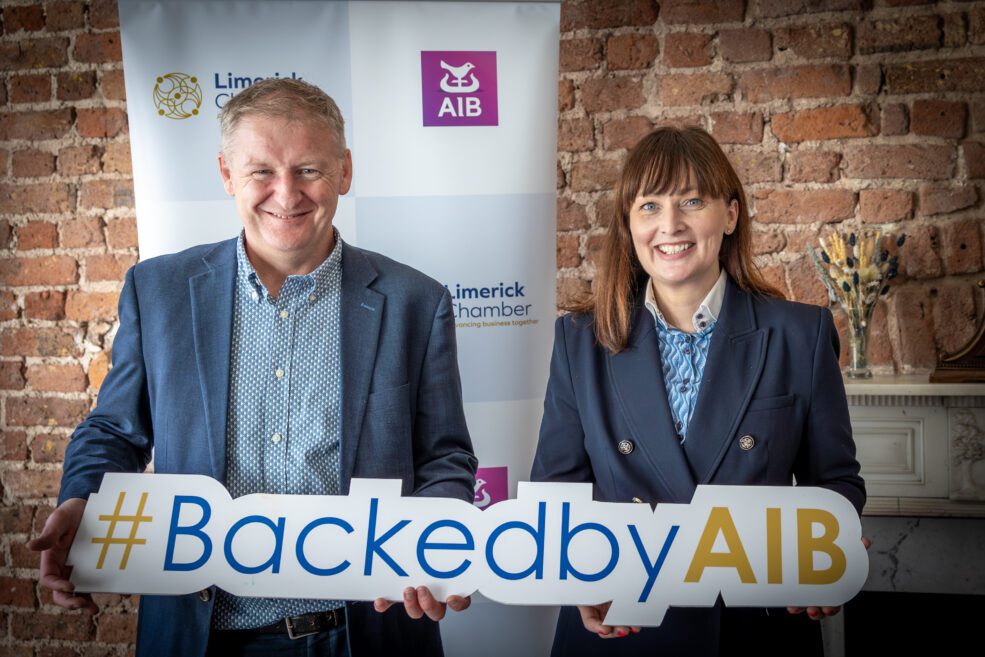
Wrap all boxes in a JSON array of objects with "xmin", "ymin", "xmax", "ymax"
[{"xmin": 91, "ymin": 491, "xmax": 153, "ymax": 570}]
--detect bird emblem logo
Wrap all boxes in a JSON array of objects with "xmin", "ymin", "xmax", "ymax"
[
  {"xmin": 439, "ymin": 60, "xmax": 480, "ymax": 94},
  {"xmin": 473, "ymin": 478, "xmax": 492, "ymax": 508}
]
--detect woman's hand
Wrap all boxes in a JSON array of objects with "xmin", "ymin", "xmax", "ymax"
[
  {"xmin": 373, "ymin": 586, "xmax": 471, "ymax": 621},
  {"xmin": 578, "ymin": 602, "xmax": 641, "ymax": 638},
  {"xmin": 787, "ymin": 536, "xmax": 871, "ymax": 620}
]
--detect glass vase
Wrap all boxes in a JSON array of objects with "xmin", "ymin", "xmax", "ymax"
[{"xmin": 847, "ymin": 325, "xmax": 873, "ymax": 379}]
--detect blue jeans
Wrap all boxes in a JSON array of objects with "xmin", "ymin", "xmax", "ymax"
[{"xmin": 206, "ymin": 625, "xmax": 349, "ymax": 657}]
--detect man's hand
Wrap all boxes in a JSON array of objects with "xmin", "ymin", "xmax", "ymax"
[
  {"xmin": 373, "ymin": 586, "xmax": 471, "ymax": 621},
  {"xmin": 578, "ymin": 602, "xmax": 641, "ymax": 638},
  {"xmin": 787, "ymin": 536, "xmax": 871, "ymax": 620},
  {"xmin": 26, "ymin": 498, "xmax": 98, "ymax": 613}
]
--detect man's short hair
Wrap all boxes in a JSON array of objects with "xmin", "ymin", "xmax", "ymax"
[{"xmin": 218, "ymin": 78, "xmax": 346, "ymax": 155}]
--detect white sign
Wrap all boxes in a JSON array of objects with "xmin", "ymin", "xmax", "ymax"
[{"xmin": 69, "ymin": 474, "xmax": 868, "ymax": 626}]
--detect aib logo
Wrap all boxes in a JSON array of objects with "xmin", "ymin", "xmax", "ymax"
[
  {"xmin": 421, "ymin": 51, "xmax": 498, "ymax": 127},
  {"xmin": 473, "ymin": 466, "xmax": 508, "ymax": 509},
  {"xmin": 153, "ymin": 72, "xmax": 203, "ymax": 120}
]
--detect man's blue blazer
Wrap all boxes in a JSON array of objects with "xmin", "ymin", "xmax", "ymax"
[
  {"xmin": 60, "ymin": 237, "xmax": 477, "ymax": 657},
  {"xmin": 531, "ymin": 274, "xmax": 865, "ymax": 656}
]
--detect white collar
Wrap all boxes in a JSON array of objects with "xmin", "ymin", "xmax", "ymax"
[{"xmin": 644, "ymin": 268, "xmax": 727, "ymax": 333}]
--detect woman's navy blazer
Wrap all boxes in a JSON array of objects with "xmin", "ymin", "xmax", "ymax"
[{"xmin": 531, "ymin": 274, "xmax": 865, "ymax": 656}]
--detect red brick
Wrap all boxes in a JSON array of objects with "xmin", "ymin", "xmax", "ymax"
[
  {"xmin": 557, "ymin": 197, "xmax": 589, "ymax": 232},
  {"xmin": 99, "ymin": 68, "xmax": 127, "ymax": 101},
  {"xmin": 663, "ymin": 32, "xmax": 713, "ymax": 68},
  {"xmin": 661, "ymin": 0, "xmax": 744, "ymax": 24},
  {"xmin": 85, "ymin": 254, "xmax": 136, "ymax": 282},
  {"xmin": 10, "ymin": 611, "xmax": 94, "ymax": 641},
  {"xmin": 0, "ymin": 182, "xmax": 74, "ymax": 215},
  {"xmin": 77, "ymin": 107, "xmax": 127, "ymax": 138},
  {"xmin": 753, "ymin": 189, "xmax": 855, "ymax": 224},
  {"xmin": 787, "ymin": 257, "xmax": 828, "ymax": 307},
  {"xmin": 659, "ymin": 72, "xmax": 731, "ymax": 106},
  {"xmin": 783, "ymin": 230, "xmax": 821, "ymax": 255},
  {"xmin": 0, "ymin": 255, "xmax": 77, "ymax": 286},
  {"xmin": 0, "ymin": 220, "xmax": 10, "ymax": 249},
  {"xmin": 0, "ymin": 576, "xmax": 35, "ymax": 608},
  {"xmin": 710, "ymin": 112, "xmax": 763, "ymax": 145},
  {"xmin": 757, "ymin": 264, "xmax": 787, "ymax": 297},
  {"xmin": 858, "ymin": 15, "xmax": 942, "ymax": 55},
  {"xmin": 79, "ymin": 179, "xmax": 134, "ymax": 210},
  {"xmin": 1, "ymin": 327, "xmax": 80, "ymax": 357},
  {"xmin": 843, "ymin": 145, "xmax": 954, "ymax": 180},
  {"xmin": 584, "ymin": 233, "xmax": 606, "ymax": 268},
  {"xmin": 738, "ymin": 65, "xmax": 851, "ymax": 103},
  {"xmin": 102, "ymin": 141, "xmax": 132, "ymax": 174},
  {"xmin": 6, "ymin": 397, "xmax": 90, "ymax": 429},
  {"xmin": 26, "ymin": 362, "xmax": 86, "ymax": 393},
  {"xmin": 859, "ymin": 190, "xmax": 913, "ymax": 224},
  {"xmin": 557, "ymin": 161, "xmax": 564, "ymax": 190},
  {"xmin": 45, "ymin": 1, "xmax": 85, "ymax": 31},
  {"xmin": 719, "ymin": 29, "xmax": 771, "ymax": 63},
  {"xmin": 0, "ymin": 37, "xmax": 69, "ymax": 70},
  {"xmin": 941, "ymin": 219, "xmax": 983, "ymax": 275},
  {"xmin": 973, "ymin": 9, "xmax": 985, "ymax": 45},
  {"xmin": 558, "ymin": 118, "xmax": 594, "ymax": 152},
  {"xmin": 911, "ymin": 100, "xmax": 967, "ymax": 139},
  {"xmin": 0, "ymin": 504, "xmax": 34, "ymax": 534},
  {"xmin": 751, "ymin": 0, "xmax": 864, "ymax": 18},
  {"xmin": 73, "ymin": 31, "xmax": 122, "ymax": 64},
  {"xmin": 558, "ymin": 80, "xmax": 574, "ymax": 112},
  {"xmin": 56, "ymin": 70, "xmax": 97, "ymax": 101},
  {"xmin": 90, "ymin": 0, "xmax": 120, "ymax": 28},
  {"xmin": 0, "ymin": 109, "xmax": 73, "ymax": 141},
  {"xmin": 855, "ymin": 64, "xmax": 883, "ymax": 96},
  {"xmin": 786, "ymin": 151, "xmax": 841, "ymax": 183},
  {"xmin": 881, "ymin": 103, "xmax": 908, "ymax": 136},
  {"xmin": 60, "ymin": 217, "xmax": 105, "ymax": 248},
  {"xmin": 1, "ymin": 468, "xmax": 63, "ymax": 499},
  {"xmin": 23, "ymin": 290, "xmax": 66, "ymax": 320},
  {"xmin": 971, "ymin": 102, "xmax": 985, "ymax": 134},
  {"xmin": 557, "ymin": 276, "xmax": 591, "ymax": 309},
  {"xmin": 559, "ymin": 38, "xmax": 602, "ymax": 73},
  {"xmin": 774, "ymin": 23, "xmax": 851, "ymax": 59},
  {"xmin": 9, "ymin": 74, "xmax": 50, "ymax": 103},
  {"xmin": 89, "ymin": 350, "xmax": 110, "ymax": 392},
  {"xmin": 726, "ymin": 148, "xmax": 781, "ymax": 183},
  {"xmin": 106, "ymin": 217, "xmax": 138, "ymax": 249},
  {"xmin": 0, "ymin": 290, "xmax": 20, "ymax": 321},
  {"xmin": 902, "ymin": 224, "xmax": 942, "ymax": 279},
  {"xmin": 560, "ymin": 0, "xmax": 657, "ymax": 31},
  {"xmin": 3, "ymin": 5, "xmax": 44, "ymax": 32},
  {"xmin": 557, "ymin": 233, "xmax": 580, "ymax": 269},
  {"xmin": 751, "ymin": 231, "xmax": 786, "ymax": 255},
  {"xmin": 97, "ymin": 612, "xmax": 137, "ymax": 644},
  {"xmin": 885, "ymin": 58, "xmax": 985, "ymax": 95},
  {"xmin": 892, "ymin": 287, "xmax": 937, "ymax": 368},
  {"xmin": 963, "ymin": 141, "xmax": 985, "ymax": 179},
  {"xmin": 16, "ymin": 221, "xmax": 58, "ymax": 250},
  {"xmin": 932, "ymin": 282, "xmax": 978, "ymax": 355},
  {"xmin": 0, "ymin": 361, "xmax": 25, "ymax": 391},
  {"xmin": 580, "ymin": 77, "xmax": 644, "ymax": 114},
  {"xmin": 602, "ymin": 116, "xmax": 652, "ymax": 150},
  {"xmin": 918, "ymin": 184, "xmax": 977, "ymax": 216},
  {"xmin": 3, "ymin": 429, "xmax": 30, "ymax": 461},
  {"xmin": 29, "ymin": 433, "xmax": 68, "ymax": 463},
  {"xmin": 569, "ymin": 159, "xmax": 621, "ymax": 193},
  {"xmin": 943, "ymin": 12, "xmax": 967, "ymax": 48},
  {"xmin": 11, "ymin": 148, "xmax": 55, "ymax": 177},
  {"xmin": 595, "ymin": 194, "xmax": 617, "ymax": 228},
  {"xmin": 65, "ymin": 291, "xmax": 119, "ymax": 321},
  {"xmin": 606, "ymin": 33, "xmax": 658, "ymax": 70},
  {"xmin": 772, "ymin": 105, "xmax": 877, "ymax": 143},
  {"xmin": 57, "ymin": 144, "xmax": 101, "ymax": 176}
]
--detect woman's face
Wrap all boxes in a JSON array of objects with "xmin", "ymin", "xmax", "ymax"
[{"xmin": 628, "ymin": 187, "xmax": 738, "ymax": 299}]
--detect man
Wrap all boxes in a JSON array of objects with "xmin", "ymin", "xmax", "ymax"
[{"xmin": 29, "ymin": 78, "xmax": 477, "ymax": 657}]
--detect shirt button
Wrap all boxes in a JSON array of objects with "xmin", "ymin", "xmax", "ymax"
[
  {"xmin": 675, "ymin": 421, "xmax": 683, "ymax": 430},
  {"xmin": 251, "ymin": 291, "xmax": 259, "ymax": 301},
  {"xmin": 679, "ymin": 385, "xmax": 687, "ymax": 392},
  {"xmin": 698, "ymin": 321, "xmax": 707, "ymax": 328},
  {"xmin": 275, "ymin": 368, "xmax": 285, "ymax": 379},
  {"xmin": 279, "ymin": 309, "xmax": 289, "ymax": 319},
  {"xmin": 684, "ymin": 347, "xmax": 691, "ymax": 354},
  {"xmin": 309, "ymin": 294, "xmax": 316, "ymax": 303},
  {"xmin": 696, "ymin": 312, "xmax": 704, "ymax": 320},
  {"xmin": 271, "ymin": 432, "xmax": 282, "ymax": 444}
]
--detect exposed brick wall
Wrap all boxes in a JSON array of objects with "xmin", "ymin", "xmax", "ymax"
[
  {"xmin": 556, "ymin": 0, "xmax": 985, "ymax": 373},
  {"xmin": 1, "ymin": 0, "xmax": 984, "ymax": 653}
]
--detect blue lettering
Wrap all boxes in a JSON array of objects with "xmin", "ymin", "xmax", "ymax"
[
  {"xmin": 296, "ymin": 517, "xmax": 354, "ymax": 577},
  {"xmin": 416, "ymin": 520, "xmax": 474, "ymax": 579},
  {"xmin": 364, "ymin": 498, "xmax": 410, "ymax": 577},
  {"xmin": 163, "ymin": 496, "xmax": 212, "ymax": 572},
  {"xmin": 486, "ymin": 502, "xmax": 546, "ymax": 581},
  {"xmin": 559, "ymin": 502, "xmax": 619, "ymax": 582},
  {"xmin": 223, "ymin": 515, "xmax": 285, "ymax": 575},
  {"xmin": 629, "ymin": 524, "xmax": 679, "ymax": 603}
]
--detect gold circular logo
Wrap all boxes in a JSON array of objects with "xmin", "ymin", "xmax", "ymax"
[{"xmin": 153, "ymin": 72, "xmax": 203, "ymax": 120}]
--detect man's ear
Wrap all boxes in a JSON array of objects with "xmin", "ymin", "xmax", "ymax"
[
  {"xmin": 339, "ymin": 148, "xmax": 353, "ymax": 196},
  {"xmin": 218, "ymin": 151, "xmax": 235, "ymax": 196}
]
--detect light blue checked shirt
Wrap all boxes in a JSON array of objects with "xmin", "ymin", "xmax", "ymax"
[
  {"xmin": 644, "ymin": 269, "xmax": 726, "ymax": 444},
  {"xmin": 212, "ymin": 231, "xmax": 345, "ymax": 630}
]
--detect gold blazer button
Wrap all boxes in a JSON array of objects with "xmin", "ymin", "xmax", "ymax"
[
  {"xmin": 738, "ymin": 434, "xmax": 756, "ymax": 450},
  {"xmin": 199, "ymin": 589, "xmax": 211, "ymax": 602},
  {"xmin": 617, "ymin": 440, "xmax": 634, "ymax": 455}
]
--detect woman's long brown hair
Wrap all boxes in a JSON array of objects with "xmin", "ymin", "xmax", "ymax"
[{"xmin": 568, "ymin": 126, "xmax": 785, "ymax": 354}]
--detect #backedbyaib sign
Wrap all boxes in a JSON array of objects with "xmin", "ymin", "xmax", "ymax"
[{"xmin": 69, "ymin": 474, "xmax": 868, "ymax": 626}]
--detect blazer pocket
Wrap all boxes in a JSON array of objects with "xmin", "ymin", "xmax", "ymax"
[{"xmin": 746, "ymin": 393, "xmax": 795, "ymax": 412}]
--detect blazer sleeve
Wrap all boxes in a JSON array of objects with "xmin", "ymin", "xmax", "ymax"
[
  {"xmin": 795, "ymin": 307, "xmax": 866, "ymax": 515},
  {"xmin": 409, "ymin": 289, "xmax": 477, "ymax": 502},
  {"xmin": 530, "ymin": 316, "xmax": 594, "ymax": 483},
  {"xmin": 59, "ymin": 267, "xmax": 154, "ymax": 504}
]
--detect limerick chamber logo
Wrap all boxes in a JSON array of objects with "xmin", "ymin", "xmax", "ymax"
[
  {"xmin": 473, "ymin": 466, "xmax": 508, "ymax": 509},
  {"xmin": 152, "ymin": 72, "xmax": 203, "ymax": 120},
  {"xmin": 421, "ymin": 51, "xmax": 498, "ymax": 127}
]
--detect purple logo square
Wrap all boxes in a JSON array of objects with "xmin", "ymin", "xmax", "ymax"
[
  {"xmin": 473, "ymin": 466, "xmax": 508, "ymax": 509},
  {"xmin": 421, "ymin": 51, "xmax": 498, "ymax": 127}
]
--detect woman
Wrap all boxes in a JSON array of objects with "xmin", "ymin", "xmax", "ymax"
[{"xmin": 531, "ymin": 126, "xmax": 865, "ymax": 657}]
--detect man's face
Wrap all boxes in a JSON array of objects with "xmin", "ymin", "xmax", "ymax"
[{"xmin": 218, "ymin": 114, "xmax": 352, "ymax": 274}]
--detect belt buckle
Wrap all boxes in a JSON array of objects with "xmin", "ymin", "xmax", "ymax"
[{"xmin": 285, "ymin": 615, "xmax": 318, "ymax": 640}]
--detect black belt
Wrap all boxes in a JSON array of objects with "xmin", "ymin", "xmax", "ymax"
[{"xmin": 242, "ymin": 608, "xmax": 345, "ymax": 639}]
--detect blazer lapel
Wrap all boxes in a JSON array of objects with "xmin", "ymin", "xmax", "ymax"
[
  {"xmin": 608, "ymin": 305, "xmax": 697, "ymax": 502},
  {"xmin": 188, "ymin": 240, "xmax": 237, "ymax": 484},
  {"xmin": 684, "ymin": 277, "xmax": 768, "ymax": 483},
  {"xmin": 339, "ymin": 243, "xmax": 384, "ymax": 493}
]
